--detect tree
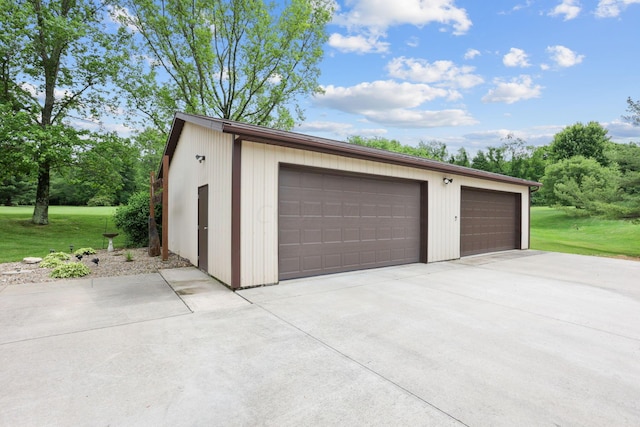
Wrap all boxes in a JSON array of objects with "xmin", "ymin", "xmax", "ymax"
[
  {"xmin": 73, "ymin": 133, "xmax": 140, "ymax": 205},
  {"xmin": 607, "ymin": 142, "xmax": 640, "ymax": 217},
  {"xmin": 417, "ymin": 140, "xmax": 449, "ymax": 161},
  {"xmin": 113, "ymin": 0, "xmax": 333, "ymax": 132},
  {"xmin": 132, "ymin": 128, "xmax": 166, "ymax": 189},
  {"xmin": 347, "ymin": 136, "xmax": 451, "ymax": 161},
  {"xmin": 0, "ymin": 0, "xmax": 124, "ymax": 224},
  {"xmin": 0, "ymin": 174, "xmax": 36, "ymax": 206},
  {"xmin": 449, "ymin": 147, "xmax": 470, "ymax": 167},
  {"xmin": 548, "ymin": 121, "xmax": 611, "ymax": 166},
  {"xmin": 541, "ymin": 156, "xmax": 623, "ymax": 217},
  {"xmin": 471, "ymin": 150, "xmax": 490, "ymax": 171},
  {"xmin": 470, "ymin": 147, "xmax": 508, "ymax": 174},
  {"xmin": 623, "ymin": 97, "xmax": 640, "ymax": 126}
]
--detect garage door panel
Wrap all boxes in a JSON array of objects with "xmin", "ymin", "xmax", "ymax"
[
  {"xmin": 460, "ymin": 188, "xmax": 521, "ymax": 257},
  {"xmin": 279, "ymin": 167, "xmax": 421, "ymax": 280}
]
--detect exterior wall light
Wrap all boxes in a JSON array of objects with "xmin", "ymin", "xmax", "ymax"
[
  {"xmin": 195, "ymin": 154, "xmax": 206, "ymax": 163},
  {"xmin": 443, "ymin": 177, "xmax": 453, "ymax": 184}
]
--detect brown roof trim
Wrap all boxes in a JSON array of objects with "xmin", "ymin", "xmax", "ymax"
[{"xmin": 161, "ymin": 112, "xmax": 542, "ymax": 187}]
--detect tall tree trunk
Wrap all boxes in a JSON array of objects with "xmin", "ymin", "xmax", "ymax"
[{"xmin": 32, "ymin": 162, "xmax": 50, "ymax": 225}]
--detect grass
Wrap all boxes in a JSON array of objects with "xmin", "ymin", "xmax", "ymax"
[
  {"xmin": 0, "ymin": 206, "xmax": 123, "ymax": 263},
  {"xmin": 530, "ymin": 206, "xmax": 640, "ymax": 258},
  {"xmin": 2, "ymin": 205, "xmax": 639, "ymax": 264}
]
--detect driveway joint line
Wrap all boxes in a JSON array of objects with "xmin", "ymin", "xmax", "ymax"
[
  {"xmin": 253, "ymin": 302, "xmax": 470, "ymax": 427},
  {"xmin": 159, "ymin": 274, "xmax": 194, "ymax": 314},
  {"xmin": 0, "ymin": 312, "xmax": 192, "ymax": 347}
]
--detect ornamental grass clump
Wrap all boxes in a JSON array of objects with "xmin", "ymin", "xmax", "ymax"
[{"xmin": 50, "ymin": 262, "xmax": 90, "ymax": 279}]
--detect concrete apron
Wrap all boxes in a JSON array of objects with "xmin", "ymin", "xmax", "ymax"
[{"xmin": 0, "ymin": 252, "xmax": 639, "ymax": 426}]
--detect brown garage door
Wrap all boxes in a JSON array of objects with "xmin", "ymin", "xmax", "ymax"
[
  {"xmin": 460, "ymin": 187, "xmax": 521, "ymax": 257},
  {"xmin": 279, "ymin": 166, "xmax": 422, "ymax": 280}
]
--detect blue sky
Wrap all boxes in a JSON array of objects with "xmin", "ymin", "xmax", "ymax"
[{"xmin": 294, "ymin": 0, "xmax": 640, "ymax": 153}]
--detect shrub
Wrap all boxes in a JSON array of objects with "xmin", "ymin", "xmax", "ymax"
[
  {"xmin": 45, "ymin": 252, "xmax": 71, "ymax": 261},
  {"xmin": 40, "ymin": 257, "xmax": 65, "ymax": 268},
  {"xmin": 50, "ymin": 262, "xmax": 91, "ymax": 278},
  {"xmin": 74, "ymin": 247, "xmax": 97, "ymax": 255},
  {"xmin": 87, "ymin": 194, "xmax": 114, "ymax": 207},
  {"xmin": 113, "ymin": 191, "xmax": 161, "ymax": 247}
]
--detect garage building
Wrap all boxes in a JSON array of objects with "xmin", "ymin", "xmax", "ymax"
[{"xmin": 159, "ymin": 112, "xmax": 541, "ymax": 289}]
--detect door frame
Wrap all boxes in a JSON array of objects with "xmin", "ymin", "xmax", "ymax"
[{"xmin": 197, "ymin": 185, "xmax": 208, "ymax": 271}]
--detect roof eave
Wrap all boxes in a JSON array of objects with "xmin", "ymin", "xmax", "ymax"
[{"xmin": 160, "ymin": 112, "xmax": 542, "ymax": 188}]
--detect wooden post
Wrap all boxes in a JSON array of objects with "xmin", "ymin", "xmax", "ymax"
[
  {"xmin": 149, "ymin": 171, "xmax": 155, "ymax": 218},
  {"xmin": 162, "ymin": 155, "xmax": 169, "ymax": 261}
]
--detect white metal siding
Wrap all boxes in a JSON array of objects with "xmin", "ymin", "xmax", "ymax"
[
  {"xmin": 168, "ymin": 123, "xmax": 233, "ymax": 285},
  {"xmin": 240, "ymin": 141, "xmax": 530, "ymax": 287}
]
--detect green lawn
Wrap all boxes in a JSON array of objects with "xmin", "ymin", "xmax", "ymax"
[
  {"xmin": 530, "ymin": 206, "xmax": 640, "ymax": 258},
  {"xmin": 0, "ymin": 206, "xmax": 124, "ymax": 263},
  {"xmin": 1, "ymin": 205, "xmax": 638, "ymax": 264}
]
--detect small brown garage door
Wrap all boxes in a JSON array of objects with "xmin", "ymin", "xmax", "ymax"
[
  {"xmin": 279, "ymin": 166, "xmax": 422, "ymax": 280},
  {"xmin": 460, "ymin": 187, "xmax": 521, "ymax": 257}
]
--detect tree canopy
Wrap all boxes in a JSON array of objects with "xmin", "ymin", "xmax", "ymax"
[
  {"xmin": 0, "ymin": 0, "xmax": 124, "ymax": 223},
  {"xmin": 548, "ymin": 121, "xmax": 611, "ymax": 166},
  {"xmin": 113, "ymin": 0, "xmax": 333, "ymax": 132},
  {"xmin": 623, "ymin": 97, "xmax": 640, "ymax": 126}
]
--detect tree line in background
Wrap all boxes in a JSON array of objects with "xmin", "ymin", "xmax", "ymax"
[
  {"xmin": 350, "ymin": 115, "xmax": 640, "ymax": 219},
  {"xmin": 0, "ymin": 0, "xmax": 638, "ymax": 223}
]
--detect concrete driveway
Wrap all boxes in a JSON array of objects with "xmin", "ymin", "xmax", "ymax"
[{"xmin": 1, "ymin": 251, "xmax": 639, "ymax": 426}]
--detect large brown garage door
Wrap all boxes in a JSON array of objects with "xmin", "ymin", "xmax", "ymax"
[
  {"xmin": 460, "ymin": 187, "xmax": 521, "ymax": 257},
  {"xmin": 279, "ymin": 166, "xmax": 422, "ymax": 280}
]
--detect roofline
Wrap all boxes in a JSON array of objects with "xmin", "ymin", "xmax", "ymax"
[{"xmin": 159, "ymin": 112, "xmax": 542, "ymax": 187}]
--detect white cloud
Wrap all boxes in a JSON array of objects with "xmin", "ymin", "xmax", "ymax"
[
  {"xmin": 108, "ymin": 5, "xmax": 139, "ymax": 32},
  {"xmin": 464, "ymin": 49, "xmax": 481, "ymax": 60},
  {"xmin": 503, "ymin": 48, "xmax": 531, "ymax": 68},
  {"xmin": 364, "ymin": 108, "xmax": 478, "ymax": 128},
  {"xmin": 315, "ymin": 80, "xmax": 450, "ymax": 112},
  {"xmin": 267, "ymin": 74, "xmax": 282, "ymax": 85},
  {"xmin": 406, "ymin": 36, "xmax": 420, "ymax": 48},
  {"xmin": 546, "ymin": 45, "xmax": 585, "ymax": 67},
  {"xmin": 333, "ymin": 0, "xmax": 472, "ymax": 35},
  {"xmin": 549, "ymin": 0, "xmax": 582, "ymax": 20},
  {"xmin": 499, "ymin": 1, "xmax": 533, "ymax": 15},
  {"xmin": 603, "ymin": 120, "xmax": 640, "ymax": 139},
  {"xmin": 20, "ymin": 82, "xmax": 73, "ymax": 103},
  {"xmin": 328, "ymin": 33, "xmax": 390, "ymax": 54},
  {"xmin": 482, "ymin": 75, "xmax": 543, "ymax": 104},
  {"xmin": 386, "ymin": 57, "xmax": 484, "ymax": 89},
  {"xmin": 313, "ymin": 80, "xmax": 477, "ymax": 128},
  {"xmin": 595, "ymin": 0, "xmax": 640, "ymax": 17}
]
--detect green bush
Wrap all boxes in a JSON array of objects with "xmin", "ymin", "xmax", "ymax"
[
  {"xmin": 113, "ymin": 191, "xmax": 161, "ymax": 247},
  {"xmin": 45, "ymin": 252, "xmax": 71, "ymax": 261},
  {"xmin": 74, "ymin": 247, "xmax": 97, "ymax": 255},
  {"xmin": 40, "ymin": 252, "xmax": 71, "ymax": 268},
  {"xmin": 87, "ymin": 194, "xmax": 114, "ymax": 207},
  {"xmin": 40, "ymin": 257, "xmax": 65, "ymax": 268},
  {"xmin": 50, "ymin": 262, "xmax": 91, "ymax": 278}
]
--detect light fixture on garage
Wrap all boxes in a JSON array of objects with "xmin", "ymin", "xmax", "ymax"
[
  {"xmin": 195, "ymin": 154, "xmax": 206, "ymax": 163},
  {"xmin": 443, "ymin": 177, "xmax": 453, "ymax": 185}
]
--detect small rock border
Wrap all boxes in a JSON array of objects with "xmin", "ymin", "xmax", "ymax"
[{"xmin": 0, "ymin": 247, "xmax": 192, "ymax": 286}]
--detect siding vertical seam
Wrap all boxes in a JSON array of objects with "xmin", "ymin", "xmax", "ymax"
[{"xmin": 231, "ymin": 137, "xmax": 242, "ymax": 289}]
